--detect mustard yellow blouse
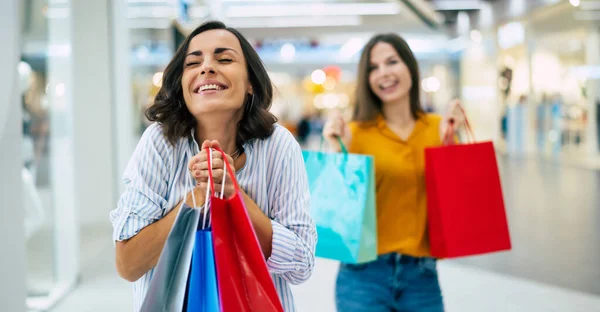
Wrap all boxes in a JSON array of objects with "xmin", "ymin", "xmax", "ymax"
[{"xmin": 348, "ymin": 113, "xmax": 442, "ymax": 257}]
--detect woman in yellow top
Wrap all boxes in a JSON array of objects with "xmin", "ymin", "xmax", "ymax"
[{"xmin": 323, "ymin": 33, "xmax": 459, "ymax": 312}]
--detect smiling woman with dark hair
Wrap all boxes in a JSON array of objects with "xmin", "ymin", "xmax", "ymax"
[{"xmin": 110, "ymin": 21, "xmax": 316, "ymax": 312}]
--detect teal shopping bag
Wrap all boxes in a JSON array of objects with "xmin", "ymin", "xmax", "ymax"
[{"xmin": 302, "ymin": 140, "xmax": 377, "ymax": 264}]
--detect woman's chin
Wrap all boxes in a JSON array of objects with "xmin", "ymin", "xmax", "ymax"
[
  {"xmin": 190, "ymin": 103, "xmax": 242, "ymax": 117},
  {"xmin": 379, "ymin": 91, "xmax": 409, "ymax": 105}
]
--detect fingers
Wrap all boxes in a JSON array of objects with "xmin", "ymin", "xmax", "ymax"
[
  {"xmin": 195, "ymin": 178, "xmax": 235, "ymax": 197},
  {"xmin": 209, "ymin": 140, "xmax": 222, "ymax": 150},
  {"xmin": 200, "ymin": 140, "xmax": 211, "ymax": 150},
  {"xmin": 323, "ymin": 117, "xmax": 344, "ymax": 139},
  {"xmin": 195, "ymin": 157, "xmax": 224, "ymax": 170},
  {"xmin": 188, "ymin": 150, "xmax": 223, "ymax": 169}
]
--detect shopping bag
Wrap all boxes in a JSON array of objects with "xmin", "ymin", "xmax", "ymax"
[
  {"xmin": 207, "ymin": 148, "xmax": 284, "ymax": 312},
  {"xmin": 425, "ymin": 110, "xmax": 511, "ymax": 258},
  {"xmin": 185, "ymin": 229, "xmax": 219, "ymax": 312},
  {"xmin": 186, "ymin": 151, "xmax": 220, "ymax": 312},
  {"xmin": 140, "ymin": 173, "xmax": 201, "ymax": 312},
  {"xmin": 302, "ymin": 139, "xmax": 377, "ymax": 264}
]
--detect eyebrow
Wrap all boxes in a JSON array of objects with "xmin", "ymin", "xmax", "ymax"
[
  {"xmin": 369, "ymin": 55, "xmax": 398, "ymax": 66},
  {"xmin": 186, "ymin": 47, "xmax": 238, "ymax": 57}
]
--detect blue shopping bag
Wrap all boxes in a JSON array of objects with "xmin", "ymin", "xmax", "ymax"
[
  {"xmin": 302, "ymin": 140, "xmax": 377, "ymax": 264},
  {"xmin": 186, "ymin": 229, "xmax": 219, "ymax": 312}
]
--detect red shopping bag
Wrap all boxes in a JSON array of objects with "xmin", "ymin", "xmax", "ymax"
[
  {"xmin": 425, "ymin": 112, "xmax": 511, "ymax": 258},
  {"xmin": 206, "ymin": 148, "xmax": 284, "ymax": 312}
]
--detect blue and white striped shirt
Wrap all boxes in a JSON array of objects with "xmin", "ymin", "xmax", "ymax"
[{"xmin": 110, "ymin": 123, "xmax": 317, "ymax": 312}]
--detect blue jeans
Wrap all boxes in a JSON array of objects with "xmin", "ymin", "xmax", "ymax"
[{"xmin": 335, "ymin": 253, "xmax": 444, "ymax": 312}]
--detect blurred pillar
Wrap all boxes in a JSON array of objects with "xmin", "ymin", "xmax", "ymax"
[
  {"xmin": 110, "ymin": 0, "xmax": 136, "ymax": 196},
  {"xmin": 46, "ymin": 0, "xmax": 80, "ymax": 299},
  {"xmin": 0, "ymin": 0, "xmax": 27, "ymax": 311},
  {"xmin": 585, "ymin": 28, "xmax": 600, "ymax": 156},
  {"xmin": 524, "ymin": 26, "xmax": 536, "ymax": 156},
  {"xmin": 71, "ymin": 0, "xmax": 119, "ymax": 226}
]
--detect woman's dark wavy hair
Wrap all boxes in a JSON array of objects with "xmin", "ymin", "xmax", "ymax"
[
  {"xmin": 353, "ymin": 33, "xmax": 424, "ymax": 122},
  {"xmin": 146, "ymin": 21, "xmax": 277, "ymax": 148}
]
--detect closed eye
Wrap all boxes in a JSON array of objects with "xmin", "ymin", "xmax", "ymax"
[
  {"xmin": 219, "ymin": 59, "xmax": 233, "ymax": 63},
  {"xmin": 186, "ymin": 62, "xmax": 200, "ymax": 67}
]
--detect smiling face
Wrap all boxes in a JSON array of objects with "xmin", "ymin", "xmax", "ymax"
[
  {"xmin": 367, "ymin": 42, "xmax": 413, "ymax": 106},
  {"xmin": 181, "ymin": 29, "xmax": 252, "ymax": 117}
]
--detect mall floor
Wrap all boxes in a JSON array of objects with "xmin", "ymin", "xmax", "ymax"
[{"xmin": 50, "ymin": 156, "xmax": 600, "ymax": 312}]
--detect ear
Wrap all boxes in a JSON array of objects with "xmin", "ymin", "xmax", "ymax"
[{"xmin": 247, "ymin": 84, "xmax": 253, "ymax": 95}]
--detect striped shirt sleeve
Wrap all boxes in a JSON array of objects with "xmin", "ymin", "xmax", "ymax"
[
  {"xmin": 266, "ymin": 131, "xmax": 317, "ymax": 285},
  {"xmin": 110, "ymin": 123, "xmax": 172, "ymax": 243}
]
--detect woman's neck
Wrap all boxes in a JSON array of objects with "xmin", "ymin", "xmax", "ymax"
[
  {"xmin": 194, "ymin": 117, "xmax": 239, "ymax": 155},
  {"xmin": 382, "ymin": 96, "xmax": 414, "ymax": 127}
]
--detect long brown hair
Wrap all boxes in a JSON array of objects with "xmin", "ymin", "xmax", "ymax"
[{"xmin": 353, "ymin": 33, "xmax": 424, "ymax": 122}]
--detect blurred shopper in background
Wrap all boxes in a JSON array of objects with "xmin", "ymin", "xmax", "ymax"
[
  {"xmin": 323, "ymin": 33, "xmax": 460, "ymax": 312},
  {"xmin": 536, "ymin": 93, "xmax": 551, "ymax": 151},
  {"xmin": 507, "ymin": 94, "xmax": 528, "ymax": 155},
  {"xmin": 110, "ymin": 21, "xmax": 316, "ymax": 312}
]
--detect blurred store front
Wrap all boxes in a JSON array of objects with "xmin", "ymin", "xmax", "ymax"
[{"xmin": 458, "ymin": 1, "xmax": 600, "ymax": 164}]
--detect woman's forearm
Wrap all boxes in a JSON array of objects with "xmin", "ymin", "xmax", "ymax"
[
  {"xmin": 115, "ymin": 189, "xmax": 202, "ymax": 282},
  {"xmin": 241, "ymin": 190, "xmax": 273, "ymax": 259},
  {"xmin": 115, "ymin": 203, "xmax": 179, "ymax": 282}
]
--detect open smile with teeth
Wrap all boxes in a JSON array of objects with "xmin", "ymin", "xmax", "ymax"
[
  {"xmin": 379, "ymin": 80, "xmax": 399, "ymax": 90},
  {"xmin": 195, "ymin": 84, "xmax": 227, "ymax": 93}
]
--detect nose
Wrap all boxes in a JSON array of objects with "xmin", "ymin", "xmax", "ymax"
[
  {"xmin": 379, "ymin": 64, "xmax": 390, "ymax": 76},
  {"xmin": 199, "ymin": 59, "xmax": 216, "ymax": 75}
]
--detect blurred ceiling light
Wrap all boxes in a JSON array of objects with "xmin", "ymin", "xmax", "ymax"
[
  {"xmin": 446, "ymin": 36, "xmax": 469, "ymax": 53},
  {"xmin": 570, "ymin": 0, "xmax": 581, "ymax": 7},
  {"xmin": 226, "ymin": 3, "xmax": 400, "ymax": 18},
  {"xmin": 339, "ymin": 38, "xmax": 365, "ymax": 60},
  {"xmin": 457, "ymin": 11, "xmax": 470, "ymax": 36},
  {"xmin": 431, "ymin": 0, "xmax": 482, "ymax": 11},
  {"xmin": 323, "ymin": 93, "xmax": 340, "ymax": 109},
  {"xmin": 406, "ymin": 38, "xmax": 445, "ymax": 53},
  {"xmin": 421, "ymin": 77, "xmax": 441, "ymax": 93},
  {"xmin": 48, "ymin": 44, "xmax": 71, "ymax": 57},
  {"xmin": 470, "ymin": 30, "xmax": 482, "ymax": 43},
  {"xmin": 153, "ymin": 72, "xmax": 163, "ymax": 87},
  {"xmin": 128, "ymin": 6, "xmax": 176, "ymax": 18},
  {"xmin": 222, "ymin": 0, "xmax": 339, "ymax": 2},
  {"xmin": 230, "ymin": 16, "xmax": 362, "ymax": 28},
  {"xmin": 18, "ymin": 61, "xmax": 33, "ymax": 78},
  {"xmin": 55, "ymin": 83, "xmax": 66, "ymax": 97},
  {"xmin": 497, "ymin": 22, "xmax": 524, "ymax": 50},
  {"xmin": 128, "ymin": 0, "xmax": 170, "ymax": 3},
  {"xmin": 311, "ymin": 70, "xmax": 327, "ymax": 85},
  {"xmin": 189, "ymin": 6, "xmax": 210, "ymax": 18},
  {"xmin": 508, "ymin": 0, "xmax": 526, "ymax": 16},
  {"xmin": 129, "ymin": 19, "xmax": 172, "ymax": 29},
  {"xmin": 313, "ymin": 93, "xmax": 349, "ymax": 109},
  {"xmin": 280, "ymin": 43, "xmax": 296, "ymax": 63}
]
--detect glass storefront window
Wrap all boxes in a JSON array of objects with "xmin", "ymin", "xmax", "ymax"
[{"xmin": 21, "ymin": 0, "xmax": 79, "ymax": 309}]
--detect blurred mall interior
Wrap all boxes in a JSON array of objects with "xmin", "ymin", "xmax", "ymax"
[{"xmin": 2, "ymin": 0, "xmax": 600, "ymax": 311}]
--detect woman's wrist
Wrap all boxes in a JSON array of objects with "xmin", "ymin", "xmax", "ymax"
[{"xmin": 185, "ymin": 186, "xmax": 206, "ymax": 207}]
